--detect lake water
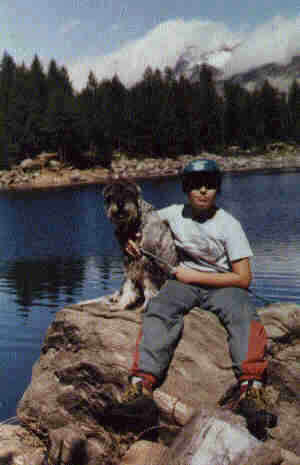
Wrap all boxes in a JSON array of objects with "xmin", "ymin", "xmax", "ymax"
[{"xmin": 1, "ymin": 170, "xmax": 300, "ymax": 421}]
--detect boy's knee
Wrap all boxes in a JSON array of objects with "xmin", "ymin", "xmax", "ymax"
[
  {"xmin": 210, "ymin": 287, "xmax": 258, "ymax": 321},
  {"xmin": 151, "ymin": 280, "xmax": 189, "ymax": 304},
  {"xmin": 214, "ymin": 287, "xmax": 251, "ymax": 305},
  {"xmin": 145, "ymin": 280, "xmax": 195, "ymax": 319}
]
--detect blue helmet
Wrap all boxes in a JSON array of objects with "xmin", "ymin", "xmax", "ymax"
[{"xmin": 181, "ymin": 159, "xmax": 222, "ymax": 193}]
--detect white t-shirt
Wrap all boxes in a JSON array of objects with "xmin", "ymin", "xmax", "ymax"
[{"xmin": 158, "ymin": 204, "xmax": 253, "ymax": 272}]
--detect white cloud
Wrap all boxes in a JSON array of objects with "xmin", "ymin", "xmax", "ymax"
[
  {"xmin": 111, "ymin": 23, "xmax": 121, "ymax": 32},
  {"xmin": 68, "ymin": 15, "xmax": 300, "ymax": 91},
  {"xmin": 224, "ymin": 15, "xmax": 300, "ymax": 77},
  {"xmin": 59, "ymin": 19, "xmax": 81, "ymax": 36}
]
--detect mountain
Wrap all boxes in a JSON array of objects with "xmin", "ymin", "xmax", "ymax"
[
  {"xmin": 173, "ymin": 45, "xmax": 300, "ymax": 93},
  {"xmin": 173, "ymin": 43, "xmax": 239, "ymax": 81},
  {"xmin": 228, "ymin": 55, "xmax": 300, "ymax": 93}
]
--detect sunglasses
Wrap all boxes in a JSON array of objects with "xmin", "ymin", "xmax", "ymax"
[{"xmin": 182, "ymin": 174, "xmax": 219, "ymax": 192}]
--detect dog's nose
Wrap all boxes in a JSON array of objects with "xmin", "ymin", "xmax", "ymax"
[
  {"xmin": 110, "ymin": 204, "xmax": 119, "ymax": 215},
  {"xmin": 111, "ymin": 201, "xmax": 124, "ymax": 215},
  {"xmin": 117, "ymin": 199, "xmax": 123, "ymax": 207}
]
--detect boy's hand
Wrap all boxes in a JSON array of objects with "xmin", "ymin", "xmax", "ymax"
[
  {"xmin": 174, "ymin": 266, "xmax": 198, "ymax": 283},
  {"xmin": 125, "ymin": 239, "xmax": 142, "ymax": 258}
]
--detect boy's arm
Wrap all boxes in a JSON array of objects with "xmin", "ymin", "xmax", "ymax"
[{"xmin": 174, "ymin": 258, "xmax": 252, "ymax": 289}]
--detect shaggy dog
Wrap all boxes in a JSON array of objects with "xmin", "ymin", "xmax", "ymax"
[{"xmin": 102, "ymin": 180, "xmax": 178, "ymax": 311}]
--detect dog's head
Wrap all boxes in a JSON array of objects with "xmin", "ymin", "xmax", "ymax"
[{"xmin": 102, "ymin": 180, "xmax": 142, "ymax": 228}]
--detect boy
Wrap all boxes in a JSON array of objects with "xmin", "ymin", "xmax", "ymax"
[{"xmin": 109, "ymin": 159, "xmax": 276, "ymax": 433}]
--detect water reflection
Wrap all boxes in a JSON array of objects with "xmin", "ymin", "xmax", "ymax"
[
  {"xmin": 0, "ymin": 255, "xmax": 125, "ymax": 315},
  {"xmin": 2, "ymin": 259, "xmax": 84, "ymax": 311}
]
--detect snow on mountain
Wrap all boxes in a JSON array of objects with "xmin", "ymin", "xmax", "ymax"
[
  {"xmin": 173, "ymin": 42, "xmax": 299, "ymax": 93},
  {"xmin": 228, "ymin": 55, "xmax": 300, "ymax": 92},
  {"xmin": 173, "ymin": 43, "xmax": 240, "ymax": 80}
]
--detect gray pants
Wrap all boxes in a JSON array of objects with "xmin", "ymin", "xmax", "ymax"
[{"xmin": 131, "ymin": 280, "xmax": 268, "ymax": 383}]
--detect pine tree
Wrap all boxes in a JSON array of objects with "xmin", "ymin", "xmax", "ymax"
[
  {"xmin": 250, "ymin": 88, "xmax": 267, "ymax": 148},
  {"xmin": 44, "ymin": 89, "xmax": 84, "ymax": 165},
  {"xmin": 78, "ymin": 71, "xmax": 113, "ymax": 167},
  {"xmin": 107, "ymin": 74, "xmax": 127, "ymax": 152},
  {"xmin": 21, "ymin": 55, "xmax": 48, "ymax": 156},
  {"xmin": 128, "ymin": 67, "xmax": 166, "ymax": 155},
  {"xmin": 154, "ymin": 67, "xmax": 180, "ymax": 156},
  {"xmin": 78, "ymin": 71, "xmax": 100, "ymax": 155},
  {"xmin": 239, "ymin": 89, "xmax": 256, "ymax": 149},
  {"xmin": 224, "ymin": 80, "xmax": 253, "ymax": 148},
  {"xmin": 277, "ymin": 91, "xmax": 289, "ymax": 142},
  {"xmin": 174, "ymin": 75, "xmax": 194, "ymax": 154},
  {"xmin": 188, "ymin": 64, "xmax": 222, "ymax": 152},
  {"xmin": 30, "ymin": 55, "xmax": 48, "ymax": 108},
  {"xmin": 288, "ymin": 80, "xmax": 300, "ymax": 142},
  {"xmin": 0, "ymin": 52, "xmax": 17, "ymax": 164},
  {"xmin": 0, "ymin": 52, "xmax": 17, "ymax": 115},
  {"xmin": 47, "ymin": 59, "xmax": 73, "ymax": 97},
  {"xmin": 123, "ymin": 81, "xmax": 141, "ymax": 155},
  {"xmin": 259, "ymin": 80, "xmax": 284, "ymax": 142},
  {"xmin": 12, "ymin": 63, "xmax": 31, "ymax": 160},
  {"xmin": 224, "ymin": 80, "xmax": 240, "ymax": 145},
  {"xmin": 0, "ymin": 109, "xmax": 7, "ymax": 168},
  {"xmin": 92, "ymin": 74, "xmax": 126, "ymax": 167},
  {"xmin": 43, "ymin": 61, "xmax": 86, "ymax": 163}
]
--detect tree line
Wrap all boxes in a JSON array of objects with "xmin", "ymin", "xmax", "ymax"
[{"xmin": 0, "ymin": 51, "xmax": 299, "ymax": 169}]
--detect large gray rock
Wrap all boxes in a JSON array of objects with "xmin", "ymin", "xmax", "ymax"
[{"xmin": 14, "ymin": 301, "xmax": 300, "ymax": 464}]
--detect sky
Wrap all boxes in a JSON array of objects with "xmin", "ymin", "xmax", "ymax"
[{"xmin": 0, "ymin": 0, "xmax": 299, "ymax": 90}]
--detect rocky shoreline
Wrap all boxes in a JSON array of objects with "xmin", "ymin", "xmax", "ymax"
[{"xmin": 1, "ymin": 142, "xmax": 300, "ymax": 191}]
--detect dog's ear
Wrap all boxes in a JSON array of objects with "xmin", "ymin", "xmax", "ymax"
[
  {"xmin": 133, "ymin": 182, "xmax": 141, "ymax": 194},
  {"xmin": 102, "ymin": 184, "xmax": 111, "ymax": 197}
]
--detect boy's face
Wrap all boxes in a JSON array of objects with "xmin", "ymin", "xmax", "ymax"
[{"xmin": 187, "ymin": 185, "xmax": 217, "ymax": 214}]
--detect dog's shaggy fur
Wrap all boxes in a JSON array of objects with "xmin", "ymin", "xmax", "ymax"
[{"xmin": 102, "ymin": 180, "xmax": 178, "ymax": 311}]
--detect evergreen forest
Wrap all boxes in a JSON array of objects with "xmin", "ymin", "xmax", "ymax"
[{"xmin": 0, "ymin": 51, "xmax": 299, "ymax": 170}]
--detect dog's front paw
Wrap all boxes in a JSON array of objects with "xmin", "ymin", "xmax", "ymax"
[
  {"xmin": 104, "ymin": 292, "xmax": 127, "ymax": 312},
  {"xmin": 107, "ymin": 290, "xmax": 120, "ymax": 303},
  {"xmin": 115, "ymin": 295, "xmax": 139, "ymax": 311},
  {"xmin": 109, "ymin": 279, "xmax": 141, "ymax": 311},
  {"xmin": 108, "ymin": 303, "xmax": 126, "ymax": 312}
]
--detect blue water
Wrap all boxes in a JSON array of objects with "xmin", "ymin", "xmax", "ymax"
[{"xmin": 0, "ymin": 171, "xmax": 300, "ymax": 421}]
